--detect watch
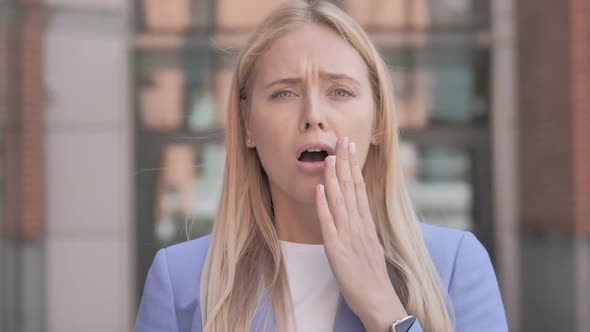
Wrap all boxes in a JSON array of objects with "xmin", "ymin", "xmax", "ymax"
[{"xmin": 389, "ymin": 315, "xmax": 416, "ymax": 332}]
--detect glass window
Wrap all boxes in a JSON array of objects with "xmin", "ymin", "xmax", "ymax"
[
  {"xmin": 344, "ymin": 0, "xmax": 407, "ymax": 29},
  {"xmin": 381, "ymin": 48, "xmax": 430, "ymax": 130},
  {"xmin": 425, "ymin": 0, "xmax": 473, "ymax": 28},
  {"xmin": 153, "ymin": 142, "xmax": 224, "ymax": 245},
  {"xmin": 141, "ymin": 0, "xmax": 192, "ymax": 32},
  {"xmin": 343, "ymin": 0, "xmax": 478, "ymax": 30},
  {"xmin": 418, "ymin": 47, "xmax": 474, "ymax": 122},
  {"xmin": 400, "ymin": 142, "xmax": 474, "ymax": 231},
  {"xmin": 381, "ymin": 46, "xmax": 489, "ymax": 126},
  {"xmin": 134, "ymin": 46, "xmax": 231, "ymax": 249},
  {"xmin": 136, "ymin": 48, "xmax": 214, "ymax": 132},
  {"xmin": 133, "ymin": 0, "xmax": 493, "ymax": 304},
  {"xmin": 139, "ymin": 0, "xmax": 213, "ymax": 32},
  {"xmin": 216, "ymin": 0, "xmax": 289, "ymax": 29}
]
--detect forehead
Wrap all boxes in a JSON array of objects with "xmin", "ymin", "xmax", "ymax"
[{"xmin": 254, "ymin": 23, "xmax": 369, "ymax": 83}]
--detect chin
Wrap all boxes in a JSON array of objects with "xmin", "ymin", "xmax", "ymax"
[{"xmin": 291, "ymin": 181, "xmax": 322, "ymax": 204}]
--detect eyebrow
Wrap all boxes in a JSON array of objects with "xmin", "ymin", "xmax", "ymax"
[{"xmin": 264, "ymin": 71, "xmax": 361, "ymax": 89}]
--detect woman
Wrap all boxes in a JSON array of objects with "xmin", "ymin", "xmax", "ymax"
[{"xmin": 135, "ymin": 1, "xmax": 508, "ymax": 331}]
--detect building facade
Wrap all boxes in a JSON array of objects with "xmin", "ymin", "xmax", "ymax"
[{"xmin": 0, "ymin": 0, "xmax": 588, "ymax": 331}]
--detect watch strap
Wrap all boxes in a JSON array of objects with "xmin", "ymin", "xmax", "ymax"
[{"xmin": 391, "ymin": 315, "xmax": 416, "ymax": 332}]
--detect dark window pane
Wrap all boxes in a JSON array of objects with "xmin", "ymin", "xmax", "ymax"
[
  {"xmin": 138, "ymin": 0, "xmax": 213, "ymax": 32},
  {"xmin": 216, "ymin": 0, "xmax": 288, "ymax": 30},
  {"xmin": 153, "ymin": 143, "xmax": 224, "ymax": 245},
  {"xmin": 415, "ymin": 47, "xmax": 487, "ymax": 123},
  {"xmin": 425, "ymin": 0, "xmax": 473, "ymax": 28},
  {"xmin": 136, "ymin": 49, "xmax": 214, "ymax": 132},
  {"xmin": 401, "ymin": 143, "xmax": 473, "ymax": 230}
]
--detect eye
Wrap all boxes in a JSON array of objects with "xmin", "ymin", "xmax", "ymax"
[
  {"xmin": 332, "ymin": 88, "xmax": 355, "ymax": 98},
  {"xmin": 271, "ymin": 90, "xmax": 296, "ymax": 99}
]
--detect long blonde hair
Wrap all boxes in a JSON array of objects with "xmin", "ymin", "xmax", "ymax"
[{"xmin": 199, "ymin": 1, "xmax": 454, "ymax": 331}]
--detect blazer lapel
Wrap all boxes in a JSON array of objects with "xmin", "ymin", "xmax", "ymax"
[
  {"xmin": 251, "ymin": 288, "xmax": 276, "ymax": 331},
  {"xmin": 332, "ymin": 292, "xmax": 365, "ymax": 332}
]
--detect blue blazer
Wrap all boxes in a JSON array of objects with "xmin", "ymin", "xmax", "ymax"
[{"xmin": 135, "ymin": 223, "xmax": 509, "ymax": 331}]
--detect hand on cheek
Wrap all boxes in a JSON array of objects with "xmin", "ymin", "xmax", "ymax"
[{"xmin": 315, "ymin": 137, "xmax": 408, "ymax": 331}]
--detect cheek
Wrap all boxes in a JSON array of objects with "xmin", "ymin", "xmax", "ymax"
[
  {"xmin": 341, "ymin": 106, "xmax": 374, "ymax": 139},
  {"xmin": 248, "ymin": 96, "xmax": 298, "ymax": 147},
  {"xmin": 249, "ymin": 113, "xmax": 292, "ymax": 172},
  {"xmin": 249, "ymin": 108, "xmax": 289, "ymax": 147},
  {"xmin": 340, "ymin": 106, "xmax": 375, "ymax": 164}
]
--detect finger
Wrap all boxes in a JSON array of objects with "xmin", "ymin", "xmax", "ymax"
[
  {"xmin": 348, "ymin": 141, "xmax": 374, "ymax": 229},
  {"xmin": 335, "ymin": 137, "xmax": 359, "ymax": 228},
  {"xmin": 315, "ymin": 184, "xmax": 338, "ymax": 242},
  {"xmin": 324, "ymin": 154, "xmax": 348, "ymax": 233}
]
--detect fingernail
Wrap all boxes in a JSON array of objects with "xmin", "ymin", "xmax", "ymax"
[
  {"xmin": 349, "ymin": 142, "xmax": 356, "ymax": 154},
  {"xmin": 319, "ymin": 184, "xmax": 325, "ymax": 194},
  {"xmin": 330, "ymin": 155, "xmax": 336, "ymax": 169},
  {"xmin": 343, "ymin": 137, "xmax": 349, "ymax": 150}
]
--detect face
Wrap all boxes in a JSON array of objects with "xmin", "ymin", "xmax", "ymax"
[{"xmin": 245, "ymin": 23, "xmax": 377, "ymax": 204}]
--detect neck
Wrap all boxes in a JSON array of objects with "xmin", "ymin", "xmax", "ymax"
[{"xmin": 269, "ymin": 182, "xmax": 323, "ymax": 244}]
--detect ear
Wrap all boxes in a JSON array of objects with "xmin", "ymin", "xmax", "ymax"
[
  {"xmin": 370, "ymin": 107, "xmax": 381, "ymax": 146},
  {"xmin": 370, "ymin": 133, "xmax": 380, "ymax": 146},
  {"xmin": 245, "ymin": 131, "xmax": 256, "ymax": 148},
  {"xmin": 241, "ymin": 105, "xmax": 256, "ymax": 148},
  {"xmin": 244, "ymin": 120, "xmax": 256, "ymax": 148}
]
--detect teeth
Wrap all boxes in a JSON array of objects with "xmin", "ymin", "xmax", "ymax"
[{"xmin": 306, "ymin": 148, "xmax": 323, "ymax": 152}]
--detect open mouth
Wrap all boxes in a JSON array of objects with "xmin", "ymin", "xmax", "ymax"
[{"xmin": 298, "ymin": 149, "xmax": 329, "ymax": 162}]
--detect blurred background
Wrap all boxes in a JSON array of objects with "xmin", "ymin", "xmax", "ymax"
[{"xmin": 0, "ymin": 0, "xmax": 588, "ymax": 331}]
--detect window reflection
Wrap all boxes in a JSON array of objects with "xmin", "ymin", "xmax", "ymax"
[
  {"xmin": 155, "ymin": 144, "xmax": 195, "ymax": 243},
  {"xmin": 427, "ymin": 0, "xmax": 473, "ymax": 27},
  {"xmin": 154, "ymin": 143, "xmax": 225, "ymax": 245},
  {"xmin": 343, "ymin": 0, "xmax": 474, "ymax": 30},
  {"xmin": 187, "ymin": 83, "xmax": 216, "ymax": 131},
  {"xmin": 139, "ymin": 68, "xmax": 184, "ymax": 131},
  {"xmin": 216, "ymin": 0, "xmax": 289, "ymax": 29},
  {"xmin": 417, "ymin": 47, "xmax": 475, "ymax": 123},
  {"xmin": 191, "ymin": 142, "xmax": 225, "ymax": 221},
  {"xmin": 400, "ymin": 142, "xmax": 473, "ymax": 230},
  {"xmin": 382, "ymin": 48, "xmax": 430, "ymax": 130},
  {"xmin": 344, "ymin": 0, "xmax": 407, "ymax": 29},
  {"xmin": 381, "ymin": 46, "xmax": 486, "ymax": 128},
  {"xmin": 213, "ymin": 66, "xmax": 233, "ymax": 128},
  {"xmin": 142, "ymin": 0, "xmax": 192, "ymax": 32},
  {"xmin": 134, "ymin": 0, "xmax": 490, "ymax": 250}
]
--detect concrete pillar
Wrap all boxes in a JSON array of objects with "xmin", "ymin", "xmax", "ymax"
[{"xmin": 44, "ymin": 1, "xmax": 133, "ymax": 331}]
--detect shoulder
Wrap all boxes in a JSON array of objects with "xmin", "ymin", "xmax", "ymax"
[
  {"xmin": 143, "ymin": 234, "xmax": 212, "ymax": 331},
  {"xmin": 153, "ymin": 235, "xmax": 213, "ymax": 307},
  {"xmin": 419, "ymin": 222, "xmax": 508, "ymax": 330},
  {"xmin": 418, "ymin": 222, "xmax": 492, "ymax": 290},
  {"xmin": 161, "ymin": 233, "xmax": 213, "ymax": 268},
  {"xmin": 158, "ymin": 233, "xmax": 213, "ymax": 289}
]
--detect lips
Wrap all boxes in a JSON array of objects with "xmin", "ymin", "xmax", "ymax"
[
  {"xmin": 295, "ymin": 141, "xmax": 335, "ymax": 173},
  {"xmin": 295, "ymin": 142, "xmax": 336, "ymax": 160}
]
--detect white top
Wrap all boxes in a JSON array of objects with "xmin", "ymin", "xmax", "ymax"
[{"xmin": 279, "ymin": 240, "xmax": 341, "ymax": 332}]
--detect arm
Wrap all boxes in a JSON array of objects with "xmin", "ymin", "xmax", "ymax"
[
  {"xmin": 369, "ymin": 231, "xmax": 507, "ymax": 332},
  {"xmin": 134, "ymin": 249, "xmax": 180, "ymax": 332},
  {"xmin": 448, "ymin": 232, "xmax": 509, "ymax": 331}
]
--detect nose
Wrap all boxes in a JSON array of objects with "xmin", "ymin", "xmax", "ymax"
[{"xmin": 300, "ymin": 93, "xmax": 327, "ymax": 132}]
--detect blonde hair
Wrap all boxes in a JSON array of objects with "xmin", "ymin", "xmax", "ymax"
[{"xmin": 199, "ymin": 1, "xmax": 454, "ymax": 331}]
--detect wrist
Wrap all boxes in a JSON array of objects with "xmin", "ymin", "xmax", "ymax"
[{"xmin": 361, "ymin": 303, "xmax": 408, "ymax": 332}]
